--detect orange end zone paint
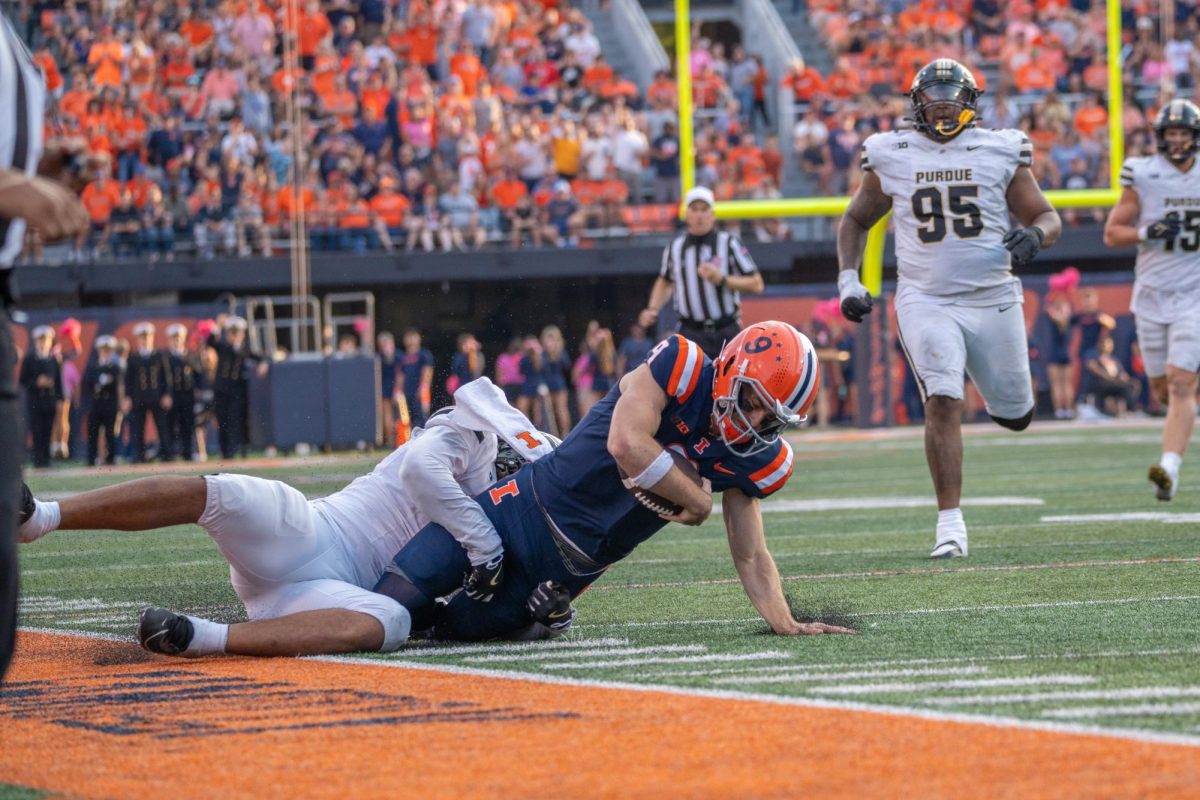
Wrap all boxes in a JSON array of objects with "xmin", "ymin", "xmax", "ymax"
[{"xmin": 1, "ymin": 631, "xmax": 1198, "ymax": 799}]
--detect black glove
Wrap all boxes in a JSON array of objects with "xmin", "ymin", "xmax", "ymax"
[
  {"xmin": 837, "ymin": 271, "xmax": 874, "ymax": 323},
  {"xmin": 1002, "ymin": 225, "xmax": 1045, "ymax": 266},
  {"xmin": 1144, "ymin": 216, "xmax": 1182, "ymax": 241},
  {"xmin": 463, "ymin": 554, "xmax": 504, "ymax": 602},
  {"xmin": 526, "ymin": 580, "xmax": 575, "ymax": 633}
]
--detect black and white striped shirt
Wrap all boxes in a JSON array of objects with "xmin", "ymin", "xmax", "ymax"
[
  {"xmin": 0, "ymin": 14, "xmax": 44, "ymax": 269},
  {"xmin": 658, "ymin": 230, "xmax": 759, "ymax": 323}
]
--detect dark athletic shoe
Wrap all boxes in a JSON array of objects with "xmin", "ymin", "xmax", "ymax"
[
  {"xmin": 138, "ymin": 607, "xmax": 194, "ymax": 656},
  {"xmin": 18, "ymin": 481, "xmax": 33, "ymax": 526}
]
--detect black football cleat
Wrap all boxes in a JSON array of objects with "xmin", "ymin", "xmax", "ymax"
[
  {"xmin": 18, "ymin": 481, "xmax": 33, "ymax": 526},
  {"xmin": 138, "ymin": 607, "xmax": 194, "ymax": 656}
]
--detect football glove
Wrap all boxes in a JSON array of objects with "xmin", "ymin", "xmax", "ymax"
[
  {"xmin": 463, "ymin": 554, "xmax": 504, "ymax": 602},
  {"xmin": 526, "ymin": 580, "xmax": 576, "ymax": 633},
  {"xmin": 1002, "ymin": 225, "xmax": 1045, "ymax": 266},
  {"xmin": 1142, "ymin": 216, "xmax": 1182, "ymax": 241},
  {"xmin": 837, "ymin": 270, "xmax": 874, "ymax": 323}
]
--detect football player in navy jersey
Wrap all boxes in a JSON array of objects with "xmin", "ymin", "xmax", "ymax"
[{"xmin": 378, "ymin": 320, "xmax": 856, "ymax": 641}]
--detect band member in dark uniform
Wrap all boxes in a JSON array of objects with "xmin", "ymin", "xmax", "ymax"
[
  {"xmin": 207, "ymin": 316, "xmax": 266, "ymax": 459},
  {"xmin": 123, "ymin": 322, "xmax": 173, "ymax": 462},
  {"xmin": 82, "ymin": 335, "xmax": 123, "ymax": 466},
  {"xmin": 165, "ymin": 323, "xmax": 199, "ymax": 461},
  {"xmin": 19, "ymin": 326, "xmax": 62, "ymax": 468}
]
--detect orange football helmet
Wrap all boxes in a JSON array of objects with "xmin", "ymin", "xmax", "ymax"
[{"xmin": 711, "ymin": 321, "xmax": 819, "ymax": 456}]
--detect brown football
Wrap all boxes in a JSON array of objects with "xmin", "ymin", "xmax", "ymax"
[{"xmin": 618, "ymin": 448, "xmax": 703, "ymax": 517}]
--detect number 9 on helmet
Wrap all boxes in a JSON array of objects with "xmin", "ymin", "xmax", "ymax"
[{"xmin": 711, "ymin": 321, "xmax": 819, "ymax": 457}]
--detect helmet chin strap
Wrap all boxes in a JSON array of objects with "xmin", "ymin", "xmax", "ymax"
[{"xmin": 933, "ymin": 108, "xmax": 976, "ymax": 138}]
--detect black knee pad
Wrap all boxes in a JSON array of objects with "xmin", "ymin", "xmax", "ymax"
[{"xmin": 990, "ymin": 409, "xmax": 1033, "ymax": 432}]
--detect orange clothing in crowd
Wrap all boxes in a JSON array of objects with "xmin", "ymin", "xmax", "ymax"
[
  {"xmin": 179, "ymin": 18, "xmax": 215, "ymax": 50},
  {"xmin": 359, "ymin": 86, "xmax": 392, "ymax": 120},
  {"xmin": 312, "ymin": 53, "xmax": 339, "ymax": 97},
  {"xmin": 600, "ymin": 78, "xmax": 638, "ymax": 101},
  {"xmin": 125, "ymin": 176, "xmax": 156, "ymax": 210},
  {"xmin": 403, "ymin": 25, "xmax": 438, "ymax": 66},
  {"xmin": 783, "ymin": 67, "xmax": 826, "ymax": 102},
  {"xmin": 60, "ymin": 87, "xmax": 93, "ymax": 121},
  {"xmin": 647, "ymin": 77, "xmax": 677, "ymax": 108},
  {"xmin": 162, "ymin": 56, "xmax": 196, "ymax": 89},
  {"xmin": 272, "ymin": 66, "xmax": 303, "ymax": 95},
  {"xmin": 82, "ymin": 181, "xmax": 122, "ymax": 224},
  {"xmin": 88, "ymin": 39, "xmax": 125, "ymax": 88},
  {"xmin": 1074, "ymin": 105, "xmax": 1108, "ymax": 138},
  {"xmin": 492, "ymin": 178, "xmax": 527, "ymax": 210},
  {"xmin": 277, "ymin": 185, "xmax": 317, "ymax": 220},
  {"xmin": 323, "ymin": 89, "xmax": 359, "ymax": 128},
  {"xmin": 691, "ymin": 73, "xmax": 723, "ymax": 108},
  {"xmin": 1015, "ymin": 61, "xmax": 1056, "ymax": 93},
  {"xmin": 34, "ymin": 52, "xmax": 62, "ymax": 94},
  {"xmin": 337, "ymin": 200, "xmax": 372, "ymax": 229},
  {"xmin": 597, "ymin": 178, "xmax": 629, "ymax": 203},
  {"xmin": 582, "ymin": 62, "xmax": 613, "ymax": 94},
  {"xmin": 370, "ymin": 191, "xmax": 410, "ymax": 227},
  {"xmin": 297, "ymin": 11, "xmax": 332, "ymax": 57},
  {"xmin": 449, "ymin": 51, "xmax": 485, "ymax": 96}
]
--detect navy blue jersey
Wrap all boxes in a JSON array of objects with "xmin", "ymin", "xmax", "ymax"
[{"xmin": 529, "ymin": 334, "xmax": 794, "ymax": 566}]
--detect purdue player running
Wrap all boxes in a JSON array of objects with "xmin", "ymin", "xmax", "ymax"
[
  {"xmin": 1104, "ymin": 99, "xmax": 1200, "ymax": 500},
  {"xmin": 837, "ymin": 60, "xmax": 1062, "ymax": 558}
]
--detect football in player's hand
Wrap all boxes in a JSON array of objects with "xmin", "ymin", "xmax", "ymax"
[{"xmin": 618, "ymin": 449, "xmax": 703, "ymax": 516}]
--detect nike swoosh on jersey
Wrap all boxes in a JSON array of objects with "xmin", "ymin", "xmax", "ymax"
[
  {"xmin": 998, "ymin": 304, "xmax": 1015, "ymax": 312},
  {"xmin": 713, "ymin": 462, "xmax": 736, "ymax": 475},
  {"xmin": 966, "ymin": 145, "xmax": 983, "ymax": 151}
]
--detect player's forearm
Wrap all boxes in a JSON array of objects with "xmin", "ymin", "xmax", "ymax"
[
  {"xmin": 1030, "ymin": 210, "xmax": 1061, "ymax": 247},
  {"xmin": 725, "ymin": 272, "xmax": 763, "ymax": 295},
  {"xmin": 1104, "ymin": 223, "xmax": 1141, "ymax": 248},
  {"xmin": 732, "ymin": 549, "xmax": 795, "ymax": 633},
  {"xmin": 646, "ymin": 277, "xmax": 673, "ymax": 313},
  {"xmin": 836, "ymin": 214, "xmax": 870, "ymax": 275},
  {"xmin": 399, "ymin": 437, "xmax": 503, "ymax": 564}
]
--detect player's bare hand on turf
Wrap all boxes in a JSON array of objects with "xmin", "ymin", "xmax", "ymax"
[
  {"xmin": 1143, "ymin": 216, "xmax": 1182, "ymax": 241},
  {"xmin": 661, "ymin": 477, "xmax": 713, "ymax": 526},
  {"xmin": 787, "ymin": 621, "xmax": 857, "ymax": 635},
  {"xmin": 464, "ymin": 553, "xmax": 504, "ymax": 602},
  {"xmin": 1002, "ymin": 225, "xmax": 1044, "ymax": 266}
]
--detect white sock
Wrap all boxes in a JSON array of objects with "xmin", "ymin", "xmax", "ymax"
[
  {"xmin": 181, "ymin": 616, "xmax": 229, "ymax": 657},
  {"xmin": 1161, "ymin": 452, "xmax": 1182, "ymax": 474},
  {"xmin": 937, "ymin": 507, "xmax": 965, "ymax": 534},
  {"xmin": 17, "ymin": 500, "xmax": 61, "ymax": 543}
]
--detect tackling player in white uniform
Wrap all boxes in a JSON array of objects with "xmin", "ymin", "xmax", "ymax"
[
  {"xmin": 17, "ymin": 378, "xmax": 565, "ymax": 656},
  {"xmin": 1104, "ymin": 99, "xmax": 1200, "ymax": 500},
  {"xmin": 837, "ymin": 59, "xmax": 1062, "ymax": 558}
]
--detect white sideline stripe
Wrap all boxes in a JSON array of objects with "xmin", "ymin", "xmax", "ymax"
[
  {"xmin": 656, "ymin": 521, "xmax": 1052, "ymax": 547},
  {"xmin": 1045, "ymin": 702, "xmax": 1200, "ymax": 720},
  {"xmin": 16, "ymin": 628, "xmax": 1198, "ymax": 749},
  {"xmin": 748, "ymin": 496, "xmax": 1045, "ymax": 514},
  {"xmin": 19, "ymin": 598, "xmax": 145, "ymax": 611},
  {"xmin": 465, "ymin": 645, "xmax": 706, "ymax": 663},
  {"xmin": 49, "ymin": 614, "xmax": 135, "ymax": 625},
  {"xmin": 541, "ymin": 652, "xmax": 789, "ymax": 670},
  {"xmin": 1042, "ymin": 513, "xmax": 1200, "ymax": 524},
  {"xmin": 388, "ymin": 637, "xmax": 629, "ymax": 658},
  {"xmin": 636, "ymin": 646, "xmax": 1200, "ymax": 678},
  {"xmin": 597, "ymin": 559, "xmax": 1200, "ymax": 591},
  {"xmin": 715, "ymin": 666, "xmax": 990, "ymax": 686},
  {"xmin": 312, "ymin": 653, "xmax": 1200, "ymax": 749},
  {"xmin": 926, "ymin": 687, "xmax": 1200, "ymax": 707},
  {"xmin": 579, "ymin": 595, "xmax": 1200, "ymax": 631},
  {"xmin": 812, "ymin": 676, "xmax": 1098, "ymax": 696},
  {"xmin": 21, "ymin": 559, "xmax": 222, "ymax": 577}
]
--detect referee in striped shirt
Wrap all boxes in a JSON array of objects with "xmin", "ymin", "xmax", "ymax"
[
  {"xmin": 0, "ymin": 13, "xmax": 90, "ymax": 684},
  {"xmin": 638, "ymin": 186, "xmax": 764, "ymax": 357}
]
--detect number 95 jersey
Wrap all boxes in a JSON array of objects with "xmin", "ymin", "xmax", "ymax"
[
  {"xmin": 1120, "ymin": 153, "xmax": 1200, "ymax": 294},
  {"xmin": 862, "ymin": 127, "xmax": 1032, "ymax": 298}
]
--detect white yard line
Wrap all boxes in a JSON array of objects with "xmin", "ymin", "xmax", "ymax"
[
  {"xmin": 387, "ymin": 637, "xmax": 629, "ymax": 658},
  {"xmin": 464, "ymin": 645, "xmax": 705, "ymax": 663},
  {"xmin": 714, "ymin": 666, "xmax": 989, "ymax": 686},
  {"xmin": 21, "ymin": 559, "xmax": 222, "ymax": 577},
  {"xmin": 541, "ymin": 652, "xmax": 790, "ymax": 670},
  {"xmin": 1041, "ymin": 512, "xmax": 1200, "ymax": 524},
  {"xmin": 18, "ymin": 597, "xmax": 146, "ymax": 612},
  {"xmin": 595, "ymin": 558, "xmax": 1200, "ymax": 591},
  {"xmin": 745, "ymin": 496, "xmax": 1045, "ymax": 514},
  {"xmin": 925, "ymin": 687, "xmax": 1200, "ymax": 707},
  {"xmin": 812, "ymin": 675, "xmax": 1098, "ymax": 696},
  {"xmin": 1044, "ymin": 702, "xmax": 1200, "ymax": 720}
]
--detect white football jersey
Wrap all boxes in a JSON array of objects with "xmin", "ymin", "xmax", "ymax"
[
  {"xmin": 862, "ymin": 127, "xmax": 1031, "ymax": 302},
  {"xmin": 312, "ymin": 420, "xmax": 498, "ymax": 588},
  {"xmin": 1120, "ymin": 154, "xmax": 1200, "ymax": 293}
]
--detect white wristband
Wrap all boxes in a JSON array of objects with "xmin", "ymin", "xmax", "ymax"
[
  {"xmin": 837, "ymin": 270, "xmax": 866, "ymax": 301},
  {"xmin": 629, "ymin": 449, "xmax": 675, "ymax": 489},
  {"xmin": 1137, "ymin": 225, "xmax": 1148, "ymax": 242}
]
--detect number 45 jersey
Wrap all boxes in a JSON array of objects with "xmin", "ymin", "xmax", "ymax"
[
  {"xmin": 861, "ymin": 127, "xmax": 1031, "ymax": 301},
  {"xmin": 1120, "ymin": 153, "xmax": 1200, "ymax": 295}
]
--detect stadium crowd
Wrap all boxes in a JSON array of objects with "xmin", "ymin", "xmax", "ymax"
[{"xmin": 788, "ymin": 0, "xmax": 1199, "ymax": 203}]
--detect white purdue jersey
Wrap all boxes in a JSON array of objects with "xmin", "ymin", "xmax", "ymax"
[
  {"xmin": 1120, "ymin": 154, "xmax": 1200, "ymax": 293},
  {"xmin": 312, "ymin": 416, "xmax": 499, "ymax": 587},
  {"xmin": 862, "ymin": 127, "xmax": 1031, "ymax": 302}
]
